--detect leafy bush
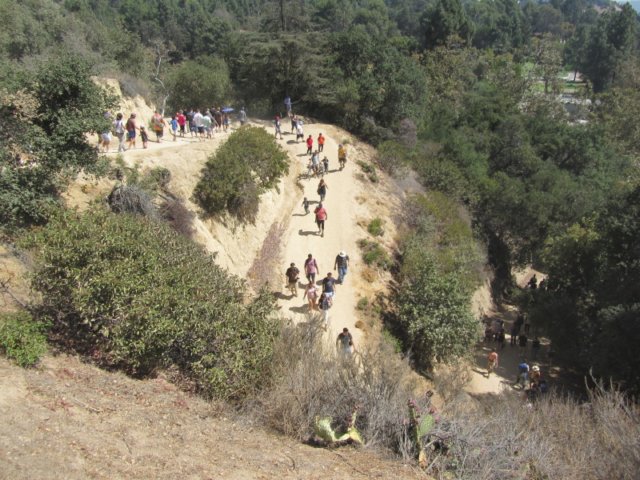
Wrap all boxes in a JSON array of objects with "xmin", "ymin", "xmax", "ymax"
[
  {"xmin": 358, "ymin": 239, "xmax": 391, "ymax": 270},
  {"xmin": 22, "ymin": 208, "xmax": 278, "ymax": 399},
  {"xmin": 0, "ymin": 311, "xmax": 48, "ymax": 367},
  {"xmin": 367, "ymin": 218, "xmax": 384, "ymax": 237},
  {"xmin": 193, "ymin": 126, "xmax": 289, "ymax": 223},
  {"xmin": 390, "ymin": 193, "xmax": 483, "ymax": 369}
]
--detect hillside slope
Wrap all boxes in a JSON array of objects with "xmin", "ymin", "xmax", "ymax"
[{"xmin": 0, "ymin": 354, "xmax": 427, "ymax": 479}]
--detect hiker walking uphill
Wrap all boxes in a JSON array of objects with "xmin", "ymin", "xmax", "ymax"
[
  {"xmin": 334, "ymin": 251, "xmax": 350, "ymax": 284},
  {"xmin": 285, "ymin": 262, "xmax": 300, "ymax": 297},
  {"xmin": 314, "ymin": 203, "xmax": 328, "ymax": 237},
  {"xmin": 322, "ymin": 272, "xmax": 337, "ymax": 299},
  {"xmin": 318, "ymin": 133, "xmax": 325, "ymax": 152}
]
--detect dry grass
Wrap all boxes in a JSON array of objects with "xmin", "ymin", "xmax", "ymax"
[
  {"xmin": 246, "ymin": 221, "xmax": 287, "ymax": 291},
  {"xmin": 246, "ymin": 321, "xmax": 424, "ymax": 455},
  {"xmin": 421, "ymin": 378, "xmax": 640, "ymax": 480}
]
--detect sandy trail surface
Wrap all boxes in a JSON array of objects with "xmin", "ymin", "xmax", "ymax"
[{"xmin": 273, "ymin": 126, "xmax": 367, "ymax": 348}]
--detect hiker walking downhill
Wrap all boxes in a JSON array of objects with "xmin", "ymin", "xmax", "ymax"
[
  {"xmin": 338, "ymin": 144, "xmax": 347, "ymax": 170},
  {"xmin": 314, "ymin": 203, "xmax": 327, "ymax": 237},
  {"xmin": 319, "ymin": 292, "xmax": 331, "ymax": 329},
  {"xmin": 285, "ymin": 262, "xmax": 300, "ymax": 297},
  {"xmin": 336, "ymin": 328, "xmax": 354, "ymax": 357},
  {"xmin": 317, "ymin": 178, "xmax": 328, "ymax": 202},
  {"xmin": 304, "ymin": 254, "xmax": 319, "ymax": 283},
  {"xmin": 306, "ymin": 135, "xmax": 313, "ymax": 155},
  {"xmin": 318, "ymin": 133, "xmax": 325, "ymax": 152},
  {"xmin": 334, "ymin": 251, "xmax": 350, "ymax": 284},
  {"xmin": 516, "ymin": 359, "xmax": 530, "ymax": 388},
  {"xmin": 303, "ymin": 281, "xmax": 319, "ymax": 312},
  {"xmin": 322, "ymin": 272, "xmax": 337, "ymax": 300},
  {"xmin": 125, "ymin": 113, "xmax": 137, "ymax": 149}
]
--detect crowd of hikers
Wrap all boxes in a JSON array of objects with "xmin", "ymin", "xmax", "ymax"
[
  {"xmin": 485, "ymin": 313, "xmax": 549, "ymax": 402},
  {"xmin": 282, "ymin": 103, "xmax": 356, "ymax": 357},
  {"xmin": 98, "ymin": 106, "xmax": 247, "ymax": 153}
]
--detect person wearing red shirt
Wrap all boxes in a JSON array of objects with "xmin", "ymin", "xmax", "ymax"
[
  {"xmin": 314, "ymin": 203, "xmax": 327, "ymax": 237},
  {"xmin": 306, "ymin": 135, "xmax": 313, "ymax": 155},
  {"xmin": 177, "ymin": 111, "xmax": 187, "ymax": 137}
]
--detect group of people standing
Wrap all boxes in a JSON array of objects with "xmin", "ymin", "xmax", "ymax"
[{"xmin": 99, "ymin": 106, "xmax": 248, "ymax": 153}]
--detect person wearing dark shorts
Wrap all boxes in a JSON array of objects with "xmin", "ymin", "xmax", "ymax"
[{"xmin": 314, "ymin": 203, "xmax": 327, "ymax": 237}]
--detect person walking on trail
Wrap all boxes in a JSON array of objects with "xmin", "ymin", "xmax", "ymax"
[
  {"xmin": 518, "ymin": 332, "xmax": 528, "ymax": 351},
  {"xmin": 314, "ymin": 203, "xmax": 327, "ymax": 237},
  {"xmin": 322, "ymin": 272, "xmax": 337, "ymax": 300},
  {"xmin": 515, "ymin": 359, "xmax": 530, "ymax": 388},
  {"xmin": 284, "ymin": 96, "xmax": 292, "ymax": 113},
  {"xmin": 274, "ymin": 114, "xmax": 283, "ymax": 139},
  {"xmin": 285, "ymin": 262, "xmax": 300, "ymax": 297},
  {"xmin": 497, "ymin": 327, "xmax": 506, "ymax": 350},
  {"xmin": 303, "ymin": 281, "xmax": 319, "ymax": 312},
  {"xmin": 338, "ymin": 144, "xmax": 347, "ymax": 170},
  {"xmin": 306, "ymin": 134, "xmax": 314, "ymax": 155},
  {"xmin": 311, "ymin": 151, "xmax": 320, "ymax": 176},
  {"xmin": 318, "ymin": 292, "xmax": 331, "ymax": 329},
  {"xmin": 296, "ymin": 118, "xmax": 304, "ymax": 142},
  {"xmin": 336, "ymin": 328, "xmax": 354, "ymax": 357},
  {"xmin": 304, "ymin": 254, "xmax": 319, "ymax": 283},
  {"xmin": 125, "ymin": 113, "xmax": 137, "ymax": 150},
  {"xmin": 177, "ymin": 110, "xmax": 186, "ymax": 137},
  {"xmin": 318, "ymin": 133, "xmax": 325, "ymax": 152},
  {"xmin": 487, "ymin": 350, "xmax": 499, "ymax": 377},
  {"xmin": 317, "ymin": 178, "xmax": 328, "ymax": 202},
  {"xmin": 113, "ymin": 113, "xmax": 126, "ymax": 153},
  {"xmin": 170, "ymin": 115, "xmax": 178, "ymax": 141},
  {"xmin": 322, "ymin": 156, "xmax": 329, "ymax": 175},
  {"xmin": 334, "ymin": 251, "xmax": 350, "ymax": 284},
  {"xmin": 151, "ymin": 110, "xmax": 165, "ymax": 142},
  {"xmin": 239, "ymin": 107, "xmax": 247, "ymax": 126},
  {"xmin": 302, "ymin": 197, "xmax": 310, "ymax": 215},
  {"xmin": 193, "ymin": 109, "xmax": 204, "ymax": 140}
]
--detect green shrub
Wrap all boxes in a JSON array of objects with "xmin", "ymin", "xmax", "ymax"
[
  {"xmin": 0, "ymin": 311, "xmax": 48, "ymax": 367},
  {"xmin": 22, "ymin": 208, "xmax": 278, "ymax": 400},
  {"xmin": 356, "ymin": 297, "xmax": 369, "ymax": 310},
  {"xmin": 357, "ymin": 160, "xmax": 379, "ymax": 183},
  {"xmin": 358, "ymin": 239, "xmax": 391, "ymax": 270},
  {"xmin": 367, "ymin": 218, "xmax": 384, "ymax": 237},
  {"xmin": 193, "ymin": 126, "xmax": 289, "ymax": 223}
]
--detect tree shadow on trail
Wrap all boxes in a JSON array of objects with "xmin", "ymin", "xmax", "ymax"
[
  {"xmin": 289, "ymin": 305, "xmax": 309, "ymax": 314},
  {"xmin": 273, "ymin": 291, "xmax": 294, "ymax": 301}
]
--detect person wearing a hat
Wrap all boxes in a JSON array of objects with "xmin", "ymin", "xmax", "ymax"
[
  {"xmin": 334, "ymin": 251, "xmax": 350, "ymax": 284},
  {"xmin": 529, "ymin": 365, "xmax": 541, "ymax": 389}
]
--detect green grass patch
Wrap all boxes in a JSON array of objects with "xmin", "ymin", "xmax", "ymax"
[
  {"xmin": 367, "ymin": 218, "xmax": 384, "ymax": 237},
  {"xmin": 358, "ymin": 239, "xmax": 391, "ymax": 270}
]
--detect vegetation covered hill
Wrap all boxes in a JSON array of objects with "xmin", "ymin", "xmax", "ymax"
[{"xmin": 1, "ymin": 0, "xmax": 640, "ymax": 477}]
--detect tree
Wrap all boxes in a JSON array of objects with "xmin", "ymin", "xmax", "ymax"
[
  {"xmin": 420, "ymin": 0, "xmax": 474, "ymax": 49},
  {"xmin": 534, "ymin": 186, "xmax": 640, "ymax": 393},
  {"xmin": 0, "ymin": 54, "xmax": 116, "ymax": 230},
  {"xmin": 531, "ymin": 34, "xmax": 563, "ymax": 94},
  {"xmin": 165, "ymin": 56, "xmax": 231, "ymax": 112},
  {"xmin": 581, "ymin": 5, "xmax": 638, "ymax": 92}
]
